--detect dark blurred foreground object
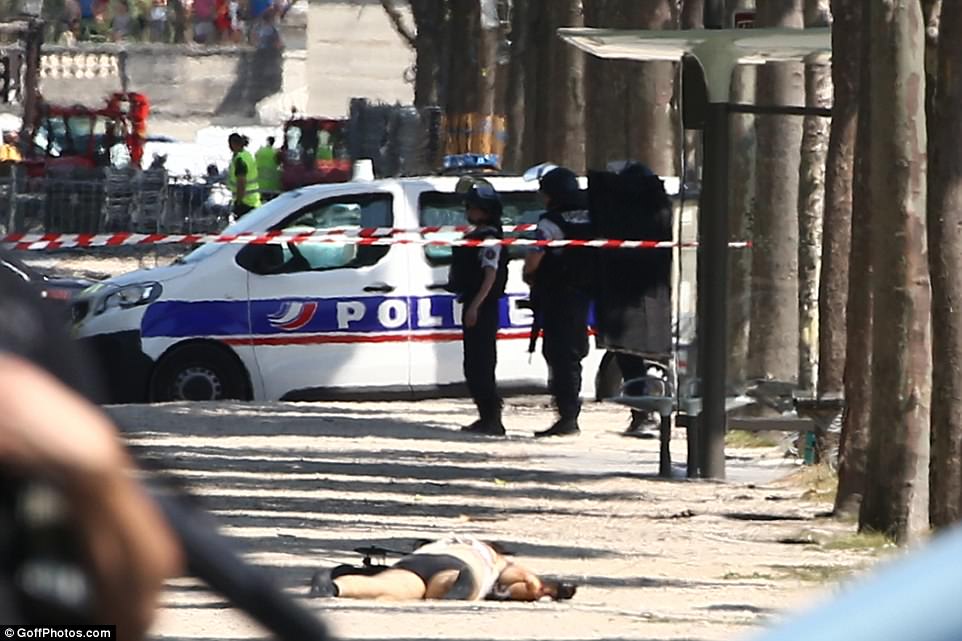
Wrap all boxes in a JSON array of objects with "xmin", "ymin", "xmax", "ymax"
[
  {"xmin": 0, "ymin": 256, "xmax": 333, "ymax": 641},
  {"xmin": 749, "ymin": 526, "xmax": 962, "ymax": 641}
]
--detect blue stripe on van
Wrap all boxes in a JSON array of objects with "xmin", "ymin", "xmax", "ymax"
[{"xmin": 140, "ymin": 295, "xmax": 538, "ymax": 339}]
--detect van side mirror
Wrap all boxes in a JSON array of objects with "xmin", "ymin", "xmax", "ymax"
[{"xmin": 236, "ymin": 243, "xmax": 286, "ymax": 274}]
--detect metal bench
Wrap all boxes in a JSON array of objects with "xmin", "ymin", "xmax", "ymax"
[{"xmin": 612, "ymin": 376, "xmax": 845, "ymax": 478}]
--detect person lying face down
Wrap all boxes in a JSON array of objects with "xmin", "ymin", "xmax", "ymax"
[{"xmin": 309, "ymin": 535, "xmax": 576, "ymax": 602}]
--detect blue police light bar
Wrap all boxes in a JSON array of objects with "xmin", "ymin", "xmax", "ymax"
[{"xmin": 442, "ymin": 153, "xmax": 502, "ymax": 171}]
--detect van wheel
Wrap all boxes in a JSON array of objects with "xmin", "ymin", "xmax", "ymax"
[
  {"xmin": 595, "ymin": 352, "xmax": 623, "ymax": 401},
  {"xmin": 150, "ymin": 344, "xmax": 248, "ymax": 402}
]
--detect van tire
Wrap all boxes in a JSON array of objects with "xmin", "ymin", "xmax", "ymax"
[
  {"xmin": 595, "ymin": 351, "xmax": 623, "ymax": 401},
  {"xmin": 150, "ymin": 343, "xmax": 249, "ymax": 402}
]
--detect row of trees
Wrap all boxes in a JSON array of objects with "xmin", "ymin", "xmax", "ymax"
[
  {"xmin": 381, "ymin": 0, "xmax": 962, "ymax": 544},
  {"xmin": 381, "ymin": 0, "xmax": 682, "ymax": 173},
  {"xmin": 813, "ymin": 0, "xmax": 960, "ymax": 543}
]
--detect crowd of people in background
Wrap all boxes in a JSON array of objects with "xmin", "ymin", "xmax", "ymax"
[{"xmin": 54, "ymin": 0, "xmax": 289, "ymax": 48}]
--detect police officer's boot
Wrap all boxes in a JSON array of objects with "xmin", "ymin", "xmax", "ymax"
[
  {"xmin": 623, "ymin": 410, "xmax": 659, "ymax": 439},
  {"xmin": 534, "ymin": 416, "xmax": 580, "ymax": 438},
  {"xmin": 462, "ymin": 405, "xmax": 506, "ymax": 437}
]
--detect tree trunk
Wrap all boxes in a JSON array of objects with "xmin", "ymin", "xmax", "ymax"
[
  {"xmin": 817, "ymin": 0, "xmax": 857, "ymax": 399},
  {"xmin": 682, "ymin": 0, "xmax": 705, "ymax": 28},
  {"xmin": 927, "ymin": 0, "xmax": 962, "ymax": 529},
  {"xmin": 834, "ymin": 0, "xmax": 872, "ymax": 518},
  {"xmin": 521, "ymin": 1, "xmax": 550, "ymax": 166},
  {"xmin": 445, "ymin": 1, "xmax": 473, "ymax": 119},
  {"xmin": 543, "ymin": 0, "xmax": 586, "ymax": 172},
  {"xmin": 584, "ymin": 0, "xmax": 628, "ymax": 170},
  {"xmin": 444, "ymin": 1, "xmax": 482, "ymax": 154},
  {"xmin": 623, "ymin": 1, "xmax": 678, "ymax": 175},
  {"xmin": 583, "ymin": 0, "xmax": 677, "ymax": 174},
  {"xmin": 476, "ymin": 0, "xmax": 500, "ymax": 157},
  {"xmin": 478, "ymin": 0, "xmax": 499, "ymax": 119},
  {"xmin": 796, "ymin": 0, "xmax": 832, "ymax": 394},
  {"xmin": 858, "ymin": 0, "xmax": 930, "ymax": 544},
  {"xmin": 727, "ymin": 65, "xmax": 756, "ymax": 391},
  {"xmin": 410, "ymin": 0, "xmax": 447, "ymax": 107},
  {"xmin": 747, "ymin": 0, "xmax": 804, "ymax": 384},
  {"xmin": 504, "ymin": 0, "xmax": 528, "ymax": 171}
]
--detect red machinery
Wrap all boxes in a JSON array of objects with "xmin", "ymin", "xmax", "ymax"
[
  {"xmin": 280, "ymin": 116, "xmax": 352, "ymax": 189},
  {"xmin": 24, "ymin": 91, "xmax": 150, "ymax": 177}
]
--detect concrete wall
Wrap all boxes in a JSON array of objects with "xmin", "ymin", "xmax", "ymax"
[
  {"xmin": 306, "ymin": 0, "xmax": 414, "ymax": 116},
  {"xmin": 0, "ymin": 0, "xmax": 413, "ymax": 138},
  {"xmin": 40, "ymin": 45, "xmax": 295, "ymax": 116}
]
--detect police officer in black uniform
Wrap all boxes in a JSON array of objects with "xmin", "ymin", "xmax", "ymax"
[
  {"xmin": 448, "ymin": 184, "xmax": 509, "ymax": 436},
  {"xmin": 523, "ymin": 167, "xmax": 593, "ymax": 437}
]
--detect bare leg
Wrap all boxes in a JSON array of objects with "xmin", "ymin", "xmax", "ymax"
[
  {"xmin": 333, "ymin": 569, "xmax": 427, "ymax": 601},
  {"xmin": 423, "ymin": 569, "xmax": 460, "ymax": 599}
]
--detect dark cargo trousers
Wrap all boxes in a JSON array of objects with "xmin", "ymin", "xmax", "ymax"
[
  {"xmin": 462, "ymin": 297, "xmax": 502, "ymax": 420},
  {"xmin": 541, "ymin": 290, "xmax": 590, "ymax": 421}
]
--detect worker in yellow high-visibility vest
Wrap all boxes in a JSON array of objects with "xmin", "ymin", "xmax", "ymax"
[
  {"xmin": 227, "ymin": 133, "xmax": 261, "ymax": 218},
  {"xmin": 255, "ymin": 136, "xmax": 282, "ymax": 201}
]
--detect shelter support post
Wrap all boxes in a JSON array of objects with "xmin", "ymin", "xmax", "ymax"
[
  {"xmin": 694, "ymin": 0, "xmax": 729, "ymax": 479},
  {"xmin": 696, "ymin": 101, "xmax": 729, "ymax": 479}
]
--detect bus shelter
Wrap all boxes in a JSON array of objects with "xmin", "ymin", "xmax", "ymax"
[{"xmin": 558, "ymin": 25, "xmax": 832, "ymax": 479}]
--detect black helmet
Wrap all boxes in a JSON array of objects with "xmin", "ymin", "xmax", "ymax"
[
  {"xmin": 464, "ymin": 183, "xmax": 503, "ymax": 219},
  {"xmin": 539, "ymin": 166, "xmax": 580, "ymax": 201}
]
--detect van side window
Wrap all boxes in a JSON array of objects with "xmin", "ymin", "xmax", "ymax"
[
  {"xmin": 270, "ymin": 193, "xmax": 393, "ymax": 272},
  {"xmin": 417, "ymin": 191, "xmax": 544, "ymax": 265}
]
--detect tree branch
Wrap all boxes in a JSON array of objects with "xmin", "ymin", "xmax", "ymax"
[{"xmin": 379, "ymin": 0, "xmax": 417, "ymax": 49}]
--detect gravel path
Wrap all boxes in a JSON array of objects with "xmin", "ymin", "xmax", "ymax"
[{"xmin": 106, "ymin": 398, "xmax": 887, "ymax": 641}]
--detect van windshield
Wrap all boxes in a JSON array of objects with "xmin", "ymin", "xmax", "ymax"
[{"xmin": 176, "ymin": 190, "xmax": 311, "ymax": 264}]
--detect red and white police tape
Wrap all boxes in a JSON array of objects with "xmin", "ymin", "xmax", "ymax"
[{"xmin": 0, "ymin": 229, "xmax": 753, "ymax": 251}]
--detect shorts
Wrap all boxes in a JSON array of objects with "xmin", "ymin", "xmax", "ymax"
[{"xmin": 393, "ymin": 554, "xmax": 479, "ymax": 599}]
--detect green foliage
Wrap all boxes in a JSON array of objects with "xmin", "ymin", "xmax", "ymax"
[
  {"xmin": 768, "ymin": 564, "xmax": 860, "ymax": 583},
  {"xmin": 778, "ymin": 463, "xmax": 839, "ymax": 503},
  {"xmin": 725, "ymin": 430, "xmax": 781, "ymax": 448},
  {"xmin": 821, "ymin": 531, "xmax": 896, "ymax": 552}
]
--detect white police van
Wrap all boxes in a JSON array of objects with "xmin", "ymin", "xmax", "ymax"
[{"xmin": 72, "ymin": 173, "xmax": 642, "ymax": 403}]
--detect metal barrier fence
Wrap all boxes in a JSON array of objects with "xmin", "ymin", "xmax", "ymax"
[{"xmin": 0, "ymin": 166, "xmax": 232, "ymax": 235}]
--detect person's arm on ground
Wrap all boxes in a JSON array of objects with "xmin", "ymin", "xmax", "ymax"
[
  {"xmin": 0, "ymin": 354, "xmax": 182, "ymax": 641},
  {"xmin": 495, "ymin": 563, "xmax": 546, "ymax": 601}
]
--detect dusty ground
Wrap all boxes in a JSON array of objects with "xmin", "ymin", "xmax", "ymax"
[{"xmin": 108, "ymin": 398, "xmax": 894, "ymax": 641}]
